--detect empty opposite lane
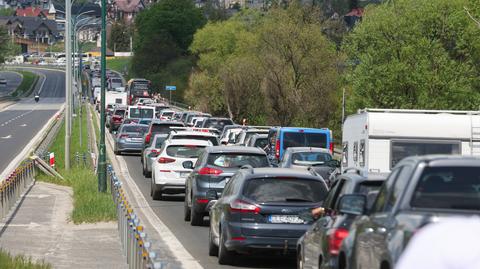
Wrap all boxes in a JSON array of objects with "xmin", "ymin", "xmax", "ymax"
[{"xmin": 0, "ymin": 68, "xmax": 64, "ymax": 176}]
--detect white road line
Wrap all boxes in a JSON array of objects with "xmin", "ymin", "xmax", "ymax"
[{"xmin": 104, "ymin": 124, "xmax": 203, "ymax": 269}]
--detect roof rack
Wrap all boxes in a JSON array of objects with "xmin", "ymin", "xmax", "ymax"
[{"xmin": 359, "ymin": 108, "xmax": 480, "ymax": 115}]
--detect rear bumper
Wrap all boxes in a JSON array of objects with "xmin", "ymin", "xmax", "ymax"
[
  {"xmin": 224, "ymin": 222, "xmax": 308, "ymax": 254},
  {"xmin": 156, "ymin": 183, "xmax": 185, "ymax": 194},
  {"xmin": 117, "ymin": 142, "xmax": 143, "ymax": 152},
  {"xmin": 154, "ymin": 172, "xmax": 188, "ymax": 193}
]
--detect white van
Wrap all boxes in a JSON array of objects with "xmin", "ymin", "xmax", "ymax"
[
  {"xmin": 127, "ymin": 105, "xmax": 155, "ymax": 119},
  {"xmin": 342, "ymin": 108, "xmax": 480, "ymax": 174}
]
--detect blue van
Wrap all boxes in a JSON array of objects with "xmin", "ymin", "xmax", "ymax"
[{"xmin": 272, "ymin": 127, "xmax": 333, "ymax": 161}]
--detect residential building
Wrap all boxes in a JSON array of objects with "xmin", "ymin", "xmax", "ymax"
[
  {"xmin": 4, "ymin": 16, "xmax": 58, "ymax": 52},
  {"xmin": 108, "ymin": 0, "xmax": 144, "ymax": 24}
]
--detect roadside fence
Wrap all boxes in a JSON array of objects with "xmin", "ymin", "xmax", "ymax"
[
  {"xmin": 0, "ymin": 161, "xmax": 35, "ymax": 220},
  {"xmin": 108, "ymin": 165, "xmax": 164, "ymax": 269}
]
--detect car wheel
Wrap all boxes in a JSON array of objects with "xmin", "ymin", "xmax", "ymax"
[
  {"xmin": 190, "ymin": 202, "xmax": 203, "ymax": 226},
  {"xmin": 183, "ymin": 197, "xmax": 191, "ymax": 221},
  {"xmin": 218, "ymin": 229, "xmax": 235, "ymax": 265},
  {"xmin": 208, "ymin": 226, "xmax": 218, "ymax": 256},
  {"xmin": 152, "ymin": 184, "xmax": 162, "ymax": 200},
  {"xmin": 297, "ymin": 247, "xmax": 304, "ymax": 269}
]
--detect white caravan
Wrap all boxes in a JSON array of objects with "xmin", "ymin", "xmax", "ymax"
[{"xmin": 342, "ymin": 108, "xmax": 480, "ymax": 174}]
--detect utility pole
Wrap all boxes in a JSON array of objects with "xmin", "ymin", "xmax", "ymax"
[
  {"xmin": 98, "ymin": 0, "xmax": 107, "ymax": 192},
  {"xmin": 65, "ymin": 0, "xmax": 72, "ymax": 170}
]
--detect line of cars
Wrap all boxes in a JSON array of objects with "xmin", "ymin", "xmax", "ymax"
[{"xmin": 106, "ymin": 101, "xmax": 480, "ymax": 268}]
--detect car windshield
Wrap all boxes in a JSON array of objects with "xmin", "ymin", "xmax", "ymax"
[
  {"xmin": 357, "ymin": 181, "xmax": 383, "ymax": 209},
  {"xmin": 291, "ymin": 152, "xmax": 332, "ymax": 166},
  {"xmin": 254, "ymin": 137, "xmax": 268, "ymax": 148},
  {"xmin": 207, "ymin": 153, "xmax": 269, "ymax": 168},
  {"xmin": 283, "ymin": 132, "xmax": 328, "ymax": 149},
  {"xmin": 411, "ymin": 166, "xmax": 480, "ymax": 210},
  {"xmin": 243, "ymin": 178, "xmax": 327, "ymax": 203},
  {"xmin": 172, "ymin": 135, "xmax": 218, "ymax": 145},
  {"xmin": 166, "ymin": 145, "xmax": 206, "ymax": 158},
  {"xmin": 122, "ymin": 125, "xmax": 148, "ymax": 133}
]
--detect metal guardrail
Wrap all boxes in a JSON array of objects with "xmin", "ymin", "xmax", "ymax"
[
  {"xmin": 108, "ymin": 165, "xmax": 163, "ymax": 269},
  {"xmin": 0, "ymin": 161, "xmax": 35, "ymax": 220}
]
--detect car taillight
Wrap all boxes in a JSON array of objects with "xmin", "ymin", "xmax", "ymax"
[
  {"xmin": 329, "ymin": 142, "xmax": 334, "ymax": 154},
  {"xmin": 328, "ymin": 228, "xmax": 349, "ymax": 255},
  {"xmin": 120, "ymin": 134, "xmax": 129, "ymax": 138},
  {"xmin": 198, "ymin": 167, "xmax": 223, "ymax": 175},
  {"xmin": 229, "ymin": 199, "xmax": 260, "ymax": 214},
  {"xmin": 275, "ymin": 139, "xmax": 280, "ymax": 159},
  {"xmin": 145, "ymin": 133, "xmax": 151, "ymax": 144},
  {"xmin": 158, "ymin": 157, "xmax": 175, "ymax": 163}
]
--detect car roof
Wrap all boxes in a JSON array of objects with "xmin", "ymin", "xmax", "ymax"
[
  {"xmin": 279, "ymin": 127, "xmax": 330, "ymax": 132},
  {"xmin": 121, "ymin": 123, "xmax": 149, "ymax": 128},
  {"xmin": 241, "ymin": 167, "xmax": 322, "ymax": 180},
  {"xmin": 251, "ymin": 134, "xmax": 268, "ymax": 138},
  {"xmin": 206, "ymin": 117, "xmax": 232, "ymax": 121},
  {"xmin": 285, "ymin": 147, "xmax": 331, "ymax": 154},
  {"xmin": 163, "ymin": 139, "xmax": 213, "ymax": 146},
  {"xmin": 171, "ymin": 131, "xmax": 217, "ymax": 137},
  {"xmin": 151, "ymin": 119, "xmax": 184, "ymax": 125},
  {"xmin": 397, "ymin": 154, "xmax": 480, "ymax": 167},
  {"xmin": 338, "ymin": 171, "xmax": 388, "ymax": 183},
  {"xmin": 205, "ymin": 146, "xmax": 266, "ymax": 154}
]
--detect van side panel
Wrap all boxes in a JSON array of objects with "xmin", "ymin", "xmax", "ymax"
[{"xmin": 368, "ymin": 139, "xmax": 390, "ymax": 173}]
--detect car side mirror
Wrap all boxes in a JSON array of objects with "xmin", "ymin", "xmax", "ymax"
[
  {"xmin": 183, "ymin": 161, "xmax": 194, "ymax": 169},
  {"xmin": 338, "ymin": 194, "xmax": 366, "ymax": 216}
]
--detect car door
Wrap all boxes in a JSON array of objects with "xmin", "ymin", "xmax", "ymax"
[
  {"xmin": 367, "ymin": 164, "xmax": 413, "ymax": 268},
  {"xmin": 303, "ymin": 179, "xmax": 346, "ymax": 268},
  {"xmin": 352, "ymin": 168, "xmax": 401, "ymax": 269}
]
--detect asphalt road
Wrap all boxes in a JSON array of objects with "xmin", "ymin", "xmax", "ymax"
[
  {"xmin": 0, "ymin": 71, "xmax": 22, "ymax": 97},
  {"xmin": 0, "ymin": 68, "xmax": 64, "ymax": 176},
  {"xmin": 120, "ymin": 153, "xmax": 297, "ymax": 269}
]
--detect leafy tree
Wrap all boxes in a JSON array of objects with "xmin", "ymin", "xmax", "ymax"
[
  {"xmin": 0, "ymin": 8, "xmax": 14, "ymax": 16},
  {"xmin": 131, "ymin": 0, "xmax": 205, "ymax": 100},
  {"xmin": 108, "ymin": 22, "xmax": 131, "ymax": 52},
  {"xmin": 343, "ymin": 0, "xmax": 480, "ymax": 112}
]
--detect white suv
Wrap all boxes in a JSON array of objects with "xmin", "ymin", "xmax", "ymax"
[{"xmin": 151, "ymin": 139, "xmax": 212, "ymax": 200}]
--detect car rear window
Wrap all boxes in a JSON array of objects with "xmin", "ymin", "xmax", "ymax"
[
  {"xmin": 411, "ymin": 166, "xmax": 480, "ymax": 210},
  {"xmin": 152, "ymin": 123, "xmax": 183, "ymax": 134},
  {"xmin": 291, "ymin": 152, "xmax": 332, "ymax": 166},
  {"xmin": 122, "ymin": 125, "xmax": 148, "ymax": 133},
  {"xmin": 114, "ymin": 109, "xmax": 126, "ymax": 116},
  {"xmin": 154, "ymin": 135, "xmax": 169, "ymax": 148},
  {"xmin": 162, "ymin": 111, "xmax": 174, "ymax": 117},
  {"xmin": 207, "ymin": 153, "xmax": 268, "ymax": 168},
  {"xmin": 129, "ymin": 108, "xmax": 154, "ymax": 119},
  {"xmin": 283, "ymin": 132, "xmax": 328, "ymax": 150},
  {"xmin": 166, "ymin": 145, "xmax": 206, "ymax": 158},
  {"xmin": 243, "ymin": 178, "xmax": 327, "ymax": 203},
  {"xmin": 172, "ymin": 135, "xmax": 218, "ymax": 145},
  {"xmin": 204, "ymin": 119, "xmax": 234, "ymax": 129},
  {"xmin": 254, "ymin": 137, "xmax": 268, "ymax": 148}
]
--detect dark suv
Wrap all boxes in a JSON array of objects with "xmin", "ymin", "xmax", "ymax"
[
  {"xmin": 143, "ymin": 120, "xmax": 185, "ymax": 147},
  {"xmin": 296, "ymin": 171, "xmax": 386, "ymax": 269},
  {"xmin": 201, "ymin": 117, "xmax": 235, "ymax": 132},
  {"xmin": 209, "ymin": 168, "xmax": 329, "ymax": 265},
  {"xmin": 339, "ymin": 155, "xmax": 480, "ymax": 269},
  {"xmin": 184, "ymin": 146, "xmax": 269, "ymax": 226},
  {"xmin": 109, "ymin": 106, "xmax": 127, "ymax": 133}
]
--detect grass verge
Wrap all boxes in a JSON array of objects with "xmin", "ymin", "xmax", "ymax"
[
  {"xmin": 107, "ymin": 57, "xmax": 131, "ymax": 77},
  {"xmin": 37, "ymin": 104, "xmax": 116, "ymax": 224},
  {"xmin": 11, "ymin": 71, "xmax": 37, "ymax": 97},
  {"xmin": 0, "ymin": 249, "xmax": 51, "ymax": 269}
]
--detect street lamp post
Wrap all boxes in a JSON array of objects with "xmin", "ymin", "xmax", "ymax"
[
  {"xmin": 98, "ymin": 0, "xmax": 107, "ymax": 192},
  {"xmin": 64, "ymin": 0, "xmax": 72, "ymax": 170}
]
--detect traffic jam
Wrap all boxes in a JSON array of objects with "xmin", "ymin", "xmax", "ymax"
[{"xmin": 91, "ymin": 74, "xmax": 480, "ymax": 269}]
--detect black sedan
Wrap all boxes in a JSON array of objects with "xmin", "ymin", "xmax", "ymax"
[{"xmin": 209, "ymin": 168, "xmax": 329, "ymax": 265}]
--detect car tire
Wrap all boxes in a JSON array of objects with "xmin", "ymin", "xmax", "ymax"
[
  {"xmin": 184, "ymin": 198, "xmax": 191, "ymax": 221},
  {"xmin": 190, "ymin": 202, "xmax": 203, "ymax": 226},
  {"xmin": 297, "ymin": 247, "xmax": 304, "ymax": 269},
  {"xmin": 208, "ymin": 227, "xmax": 218, "ymax": 257},
  {"xmin": 218, "ymin": 229, "xmax": 235, "ymax": 265}
]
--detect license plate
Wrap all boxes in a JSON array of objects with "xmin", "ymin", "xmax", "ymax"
[
  {"xmin": 268, "ymin": 215, "xmax": 304, "ymax": 224},
  {"xmin": 180, "ymin": 172, "xmax": 190, "ymax": 177}
]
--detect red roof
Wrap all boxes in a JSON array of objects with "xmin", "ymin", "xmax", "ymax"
[
  {"xmin": 15, "ymin": 7, "xmax": 48, "ymax": 17},
  {"xmin": 345, "ymin": 8, "xmax": 364, "ymax": 17}
]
